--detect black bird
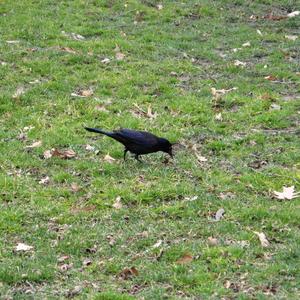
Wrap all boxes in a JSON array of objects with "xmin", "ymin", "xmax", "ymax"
[{"xmin": 85, "ymin": 127, "xmax": 173, "ymax": 162}]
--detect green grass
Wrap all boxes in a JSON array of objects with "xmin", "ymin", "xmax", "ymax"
[{"xmin": 0, "ymin": 0, "xmax": 300, "ymax": 298}]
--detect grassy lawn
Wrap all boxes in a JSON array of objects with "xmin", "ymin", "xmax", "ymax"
[{"xmin": 0, "ymin": 0, "xmax": 299, "ymax": 298}]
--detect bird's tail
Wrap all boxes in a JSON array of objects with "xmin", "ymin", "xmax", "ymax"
[{"xmin": 84, "ymin": 127, "xmax": 112, "ymax": 136}]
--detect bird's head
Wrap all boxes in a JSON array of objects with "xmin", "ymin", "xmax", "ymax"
[{"xmin": 159, "ymin": 138, "xmax": 174, "ymax": 158}]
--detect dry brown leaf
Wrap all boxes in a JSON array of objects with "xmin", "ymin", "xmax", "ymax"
[
  {"xmin": 287, "ymin": 11, "xmax": 300, "ymax": 18},
  {"xmin": 253, "ymin": 231, "xmax": 270, "ymax": 247},
  {"xmin": 152, "ymin": 240, "xmax": 163, "ymax": 248},
  {"xmin": 211, "ymin": 87, "xmax": 237, "ymax": 98},
  {"xmin": 234, "ymin": 60, "xmax": 247, "ymax": 67},
  {"xmin": 214, "ymin": 208, "xmax": 225, "ymax": 221},
  {"xmin": 147, "ymin": 105, "xmax": 157, "ymax": 119},
  {"xmin": 104, "ymin": 154, "xmax": 115, "ymax": 163},
  {"xmin": 39, "ymin": 176, "xmax": 50, "ymax": 185},
  {"xmin": 112, "ymin": 196, "xmax": 122, "ymax": 209},
  {"xmin": 60, "ymin": 47, "xmax": 77, "ymax": 54},
  {"xmin": 13, "ymin": 86, "xmax": 25, "ymax": 99},
  {"xmin": 95, "ymin": 105, "xmax": 108, "ymax": 112},
  {"xmin": 215, "ymin": 113, "xmax": 223, "ymax": 121},
  {"xmin": 107, "ymin": 235, "xmax": 116, "ymax": 246},
  {"xmin": 15, "ymin": 243, "xmax": 33, "ymax": 252},
  {"xmin": 264, "ymin": 14, "xmax": 287, "ymax": 20},
  {"xmin": 101, "ymin": 58, "xmax": 110, "ymax": 64},
  {"xmin": 115, "ymin": 52, "xmax": 125, "ymax": 61},
  {"xmin": 70, "ymin": 182, "xmax": 80, "ymax": 192},
  {"xmin": 43, "ymin": 149, "xmax": 53, "ymax": 159},
  {"xmin": 83, "ymin": 258, "xmax": 92, "ymax": 267},
  {"xmin": 52, "ymin": 149, "xmax": 76, "ymax": 159},
  {"xmin": 71, "ymin": 89, "xmax": 93, "ymax": 97},
  {"xmin": 264, "ymin": 75, "xmax": 278, "ymax": 81},
  {"xmin": 57, "ymin": 255, "xmax": 70, "ymax": 262},
  {"xmin": 61, "ymin": 31, "xmax": 85, "ymax": 40},
  {"xmin": 273, "ymin": 186, "xmax": 300, "ymax": 200},
  {"xmin": 25, "ymin": 140, "xmax": 42, "ymax": 149},
  {"xmin": 176, "ymin": 253, "xmax": 193, "ymax": 264},
  {"xmin": 285, "ymin": 35, "xmax": 298, "ymax": 41},
  {"xmin": 207, "ymin": 237, "xmax": 219, "ymax": 246},
  {"xmin": 59, "ymin": 263, "xmax": 73, "ymax": 272},
  {"xmin": 119, "ymin": 267, "xmax": 139, "ymax": 279}
]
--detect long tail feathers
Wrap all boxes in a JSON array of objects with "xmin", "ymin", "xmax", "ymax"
[{"xmin": 84, "ymin": 127, "xmax": 111, "ymax": 136}]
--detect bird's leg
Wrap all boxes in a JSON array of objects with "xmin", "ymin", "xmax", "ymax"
[
  {"xmin": 123, "ymin": 149, "xmax": 128, "ymax": 161},
  {"xmin": 135, "ymin": 154, "xmax": 142, "ymax": 163}
]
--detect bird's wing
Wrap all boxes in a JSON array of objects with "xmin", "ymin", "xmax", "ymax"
[{"xmin": 114, "ymin": 128, "xmax": 158, "ymax": 145}]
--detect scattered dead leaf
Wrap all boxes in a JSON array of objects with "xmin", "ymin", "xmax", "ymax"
[
  {"xmin": 211, "ymin": 87, "xmax": 237, "ymax": 99},
  {"xmin": 95, "ymin": 105, "xmax": 109, "ymax": 112},
  {"xmin": 101, "ymin": 57, "xmax": 110, "ymax": 64},
  {"xmin": 273, "ymin": 186, "xmax": 300, "ymax": 200},
  {"xmin": 60, "ymin": 47, "xmax": 77, "ymax": 54},
  {"xmin": 39, "ymin": 176, "xmax": 50, "ymax": 185},
  {"xmin": 184, "ymin": 195, "xmax": 198, "ymax": 201},
  {"xmin": 257, "ymin": 29, "xmax": 263, "ymax": 36},
  {"xmin": 57, "ymin": 255, "xmax": 70, "ymax": 263},
  {"xmin": 285, "ymin": 35, "xmax": 298, "ymax": 41},
  {"xmin": 83, "ymin": 258, "xmax": 92, "ymax": 267},
  {"xmin": 13, "ymin": 86, "xmax": 26, "ymax": 99},
  {"xmin": 215, "ymin": 113, "xmax": 223, "ymax": 121},
  {"xmin": 71, "ymin": 89, "xmax": 93, "ymax": 97},
  {"xmin": 59, "ymin": 263, "xmax": 73, "ymax": 272},
  {"xmin": 85, "ymin": 144, "xmax": 95, "ymax": 151},
  {"xmin": 242, "ymin": 41, "xmax": 251, "ymax": 47},
  {"xmin": 287, "ymin": 11, "xmax": 300, "ymax": 18},
  {"xmin": 15, "ymin": 243, "xmax": 33, "ymax": 252},
  {"xmin": 152, "ymin": 240, "xmax": 163, "ymax": 249},
  {"xmin": 270, "ymin": 103, "xmax": 281, "ymax": 110},
  {"xmin": 112, "ymin": 196, "xmax": 123, "ymax": 209},
  {"xmin": 70, "ymin": 182, "xmax": 80, "ymax": 192},
  {"xmin": 214, "ymin": 208, "xmax": 225, "ymax": 221},
  {"xmin": 176, "ymin": 253, "xmax": 193, "ymax": 264},
  {"xmin": 156, "ymin": 4, "xmax": 163, "ymax": 10},
  {"xmin": 104, "ymin": 154, "xmax": 115, "ymax": 163},
  {"xmin": 52, "ymin": 149, "xmax": 76, "ymax": 159},
  {"xmin": 264, "ymin": 75, "xmax": 278, "ymax": 81},
  {"xmin": 6, "ymin": 40, "xmax": 20, "ymax": 44},
  {"xmin": 25, "ymin": 140, "xmax": 42, "ymax": 149},
  {"xmin": 253, "ymin": 231, "xmax": 270, "ymax": 247},
  {"xmin": 43, "ymin": 149, "xmax": 53, "ymax": 159},
  {"xmin": 61, "ymin": 31, "xmax": 85, "ymax": 40},
  {"xmin": 114, "ymin": 45, "xmax": 125, "ymax": 61},
  {"xmin": 264, "ymin": 14, "xmax": 287, "ymax": 21},
  {"xmin": 119, "ymin": 267, "xmax": 139, "ymax": 280},
  {"xmin": 107, "ymin": 235, "xmax": 116, "ymax": 246},
  {"xmin": 207, "ymin": 237, "xmax": 219, "ymax": 246},
  {"xmin": 234, "ymin": 60, "xmax": 247, "ymax": 67}
]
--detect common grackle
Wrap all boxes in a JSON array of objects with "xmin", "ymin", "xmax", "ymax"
[{"xmin": 85, "ymin": 127, "xmax": 174, "ymax": 162}]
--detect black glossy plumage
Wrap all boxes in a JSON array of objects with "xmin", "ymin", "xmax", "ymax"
[{"xmin": 85, "ymin": 127, "xmax": 173, "ymax": 161}]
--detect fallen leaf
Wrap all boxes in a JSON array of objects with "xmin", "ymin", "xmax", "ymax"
[
  {"xmin": 119, "ymin": 267, "xmax": 139, "ymax": 280},
  {"xmin": 285, "ymin": 35, "xmax": 298, "ymax": 41},
  {"xmin": 157, "ymin": 4, "xmax": 163, "ymax": 10},
  {"xmin": 71, "ymin": 89, "xmax": 93, "ymax": 97},
  {"xmin": 211, "ymin": 87, "xmax": 237, "ymax": 98},
  {"xmin": 152, "ymin": 240, "xmax": 163, "ymax": 248},
  {"xmin": 234, "ymin": 60, "xmax": 247, "ymax": 67},
  {"xmin": 52, "ymin": 149, "xmax": 76, "ymax": 159},
  {"xmin": 59, "ymin": 263, "xmax": 73, "ymax": 272},
  {"xmin": 70, "ymin": 182, "xmax": 80, "ymax": 192},
  {"xmin": 215, "ymin": 113, "xmax": 223, "ymax": 121},
  {"xmin": 264, "ymin": 75, "xmax": 278, "ymax": 81},
  {"xmin": 214, "ymin": 208, "xmax": 225, "ymax": 221},
  {"xmin": 242, "ymin": 41, "xmax": 251, "ymax": 47},
  {"xmin": 107, "ymin": 235, "xmax": 116, "ymax": 246},
  {"xmin": 43, "ymin": 149, "xmax": 53, "ymax": 159},
  {"xmin": 15, "ymin": 243, "xmax": 33, "ymax": 252},
  {"xmin": 264, "ymin": 14, "xmax": 287, "ymax": 20},
  {"xmin": 83, "ymin": 258, "xmax": 92, "ymax": 267},
  {"xmin": 104, "ymin": 154, "xmax": 115, "ymax": 163},
  {"xmin": 95, "ymin": 105, "xmax": 108, "ymax": 112},
  {"xmin": 60, "ymin": 47, "xmax": 77, "ymax": 54},
  {"xmin": 287, "ymin": 11, "xmax": 300, "ymax": 18},
  {"xmin": 85, "ymin": 144, "xmax": 95, "ymax": 151},
  {"xmin": 6, "ymin": 40, "xmax": 20, "ymax": 44},
  {"xmin": 101, "ymin": 58, "xmax": 110, "ymax": 64},
  {"xmin": 66, "ymin": 286, "xmax": 82, "ymax": 298},
  {"xmin": 184, "ymin": 195, "xmax": 198, "ymax": 201},
  {"xmin": 176, "ymin": 253, "xmax": 193, "ymax": 264},
  {"xmin": 273, "ymin": 186, "xmax": 300, "ymax": 200},
  {"xmin": 270, "ymin": 103, "xmax": 281, "ymax": 110},
  {"xmin": 147, "ymin": 105, "xmax": 157, "ymax": 119},
  {"xmin": 25, "ymin": 140, "xmax": 42, "ymax": 149},
  {"xmin": 57, "ymin": 255, "xmax": 70, "ymax": 262},
  {"xmin": 257, "ymin": 29, "xmax": 263, "ymax": 36},
  {"xmin": 253, "ymin": 231, "xmax": 270, "ymax": 247},
  {"xmin": 13, "ymin": 86, "xmax": 25, "ymax": 99},
  {"xmin": 61, "ymin": 31, "xmax": 85, "ymax": 40},
  {"xmin": 112, "ymin": 196, "xmax": 122, "ymax": 209},
  {"xmin": 39, "ymin": 176, "xmax": 50, "ymax": 185},
  {"xmin": 207, "ymin": 237, "xmax": 219, "ymax": 246}
]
